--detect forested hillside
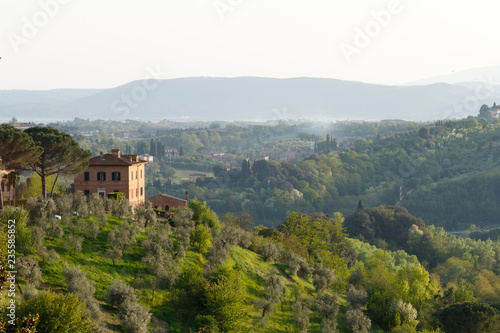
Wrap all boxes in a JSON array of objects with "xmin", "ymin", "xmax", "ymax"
[
  {"xmin": 38, "ymin": 114, "xmax": 500, "ymax": 231},
  {"xmin": 2, "ymin": 195, "xmax": 500, "ymax": 332},
  {"xmin": 4, "ymin": 115, "xmax": 500, "ymax": 331}
]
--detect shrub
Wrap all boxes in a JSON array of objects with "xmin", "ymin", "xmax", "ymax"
[
  {"xmin": 153, "ymin": 208, "xmax": 166, "ymax": 218},
  {"xmin": 63, "ymin": 265, "xmax": 102, "ymax": 326},
  {"xmin": 18, "ymin": 291, "xmax": 94, "ymax": 333},
  {"xmin": 297, "ymin": 260, "xmax": 311, "ymax": 279},
  {"xmin": 346, "ymin": 308, "xmax": 372, "ymax": 333},
  {"xmin": 17, "ymin": 256, "xmax": 42, "ymax": 286},
  {"xmin": 107, "ymin": 280, "xmax": 151, "ymax": 333},
  {"xmin": 316, "ymin": 293, "xmax": 339, "ymax": 319},
  {"xmin": 1, "ymin": 207, "xmax": 33, "ymax": 254},
  {"xmin": 119, "ymin": 299, "xmax": 151, "ymax": 333},
  {"xmin": 293, "ymin": 295, "xmax": 310, "ymax": 333},
  {"xmin": 107, "ymin": 280, "xmax": 137, "ymax": 306},
  {"xmin": 347, "ymin": 285, "xmax": 368, "ymax": 309},
  {"xmin": 312, "ymin": 265, "xmax": 337, "ymax": 292},
  {"xmin": 195, "ymin": 314, "xmax": 220, "ymax": 333},
  {"xmin": 259, "ymin": 242, "xmax": 281, "ymax": 262}
]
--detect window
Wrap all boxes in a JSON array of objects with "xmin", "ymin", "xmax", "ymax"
[
  {"xmin": 97, "ymin": 172, "xmax": 106, "ymax": 181},
  {"xmin": 136, "ymin": 188, "xmax": 138, "ymax": 197},
  {"xmin": 84, "ymin": 190, "xmax": 90, "ymax": 196},
  {"xmin": 131, "ymin": 171, "xmax": 134, "ymax": 180},
  {"xmin": 130, "ymin": 189, "xmax": 133, "ymax": 198},
  {"xmin": 140, "ymin": 170, "xmax": 143, "ymax": 178},
  {"xmin": 114, "ymin": 189, "xmax": 119, "ymax": 193},
  {"xmin": 112, "ymin": 172, "xmax": 121, "ymax": 181},
  {"xmin": 140, "ymin": 187, "xmax": 143, "ymax": 196},
  {"xmin": 84, "ymin": 172, "xmax": 90, "ymax": 181}
]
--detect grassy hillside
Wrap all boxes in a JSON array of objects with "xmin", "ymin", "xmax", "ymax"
[
  {"xmin": 8, "ymin": 194, "xmax": 491, "ymax": 333},
  {"xmin": 18, "ymin": 212, "xmax": 350, "ymax": 332},
  {"xmin": 174, "ymin": 169, "xmax": 213, "ymax": 181}
]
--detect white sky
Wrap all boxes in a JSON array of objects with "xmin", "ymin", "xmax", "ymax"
[{"xmin": 0, "ymin": 0, "xmax": 499, "ymax": 90}]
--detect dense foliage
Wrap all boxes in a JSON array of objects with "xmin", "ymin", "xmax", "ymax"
[
  {"xmin": 4, "ymin": 114, "xmax": 500, "ymax": 331},
  {"xmin": 2, "ymin": 193, "xmax": 500, "ymax": 332},
  {"xmin": 39, "ymin": 115, "xmax": 500, "ymax": 230}
]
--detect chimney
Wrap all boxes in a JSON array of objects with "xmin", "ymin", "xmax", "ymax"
[
  {"xmin": 185, "ymin": 191, "xmax": 189, "ymax": 202},
  {"xmin": 111, "ymin": 149, "xmax": 121, "ymax": 158},
  {"xmin": 100, "ymin": 151, "xmax": 103, "ymax": 157}
]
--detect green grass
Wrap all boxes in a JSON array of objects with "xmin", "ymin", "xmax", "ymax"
[{"xmin": 173, "ymin": 169, "xmax": 213, "ymax": 180}]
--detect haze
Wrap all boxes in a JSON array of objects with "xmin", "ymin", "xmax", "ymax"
[{"xmin": 1, "ymin": 0, "xmax": 500, "ymax": 90}]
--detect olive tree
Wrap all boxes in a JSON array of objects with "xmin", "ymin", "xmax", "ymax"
[
  {"xmin": 107, "ymin": 280, "xmax": 151, "ymax": 333},
  {"xmin": 63, "ymin": 265, "xmax": 103, "ymax": 330},
  {"xmin": 257, "ymin": 273, "xmax": 284, "ymax": 319},
  {"xmin": 134, "ymin": 201, "xmax": 157, "ymax": 228},
  {"xmin": 17, "ymin": 256, "xmax": 42, "ymax": 286},
  {"xmin": 293, "ymin": 294, "xmax": 311, "ymax": 333},
  {"xmin": 346, "ymin": 308, "xmax": 372, "ymax": 333},
  {"xmin": 316, "ymin": 293, "xmax": 339, "ymax": 333},
  {"xmin": 312, "ymin": 265, "xmax": 337, "ymax": 293}
]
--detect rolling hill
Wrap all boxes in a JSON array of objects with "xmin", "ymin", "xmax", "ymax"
[{"xmin": 1, "ymin": 77, "xmax": 497, "ymax": 122}]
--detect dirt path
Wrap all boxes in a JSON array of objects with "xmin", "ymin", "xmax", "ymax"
[
  {"xmin": 100, "ymin": 308, "xmax": 121, "ymax": 332},
  {"xmin": 100, "ymin": 309, "xmax": 169, "ymax": 333},
  {"xmin": 151, "ymin": 315, "xmax": 170, "ymax": 333},
  {"xmin": 274, "ymin": 264, "xmax": 295, "ymax": 284}
]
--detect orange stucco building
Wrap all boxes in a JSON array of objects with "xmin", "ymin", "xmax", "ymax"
[{"xmin": 74, "ymin": 149, "xmax": 147, "ymax": 207}]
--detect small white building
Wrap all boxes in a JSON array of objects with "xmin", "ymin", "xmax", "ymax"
[{"xmin": 139, "ymin": 154, "xmax": 154, "ymax": 162}]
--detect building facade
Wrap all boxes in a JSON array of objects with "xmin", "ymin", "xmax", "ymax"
[
  {"xmin": 165, "ymin": 147, "xmax": 178, "ymax": 159},
  {"xmin": 148, "ymin": 192, "xmax": 189, "ymax": 211},
  {"xmin": 189, "ymin": 174, "xmax": 206, "ymax": 182},
  {"xmin": 74, "ymin": 149, "xmax": 147, "ymax": 207},
  {"xmin": 0, "ymin": 169, "xmax": 15, "ymax": 204},
  {"xmin": 138, "ymin": 154, "xmax": 154, "ymax": 163}
]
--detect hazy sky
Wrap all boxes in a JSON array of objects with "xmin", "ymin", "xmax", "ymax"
[{"xmin": 1, "ymin": 0, "xmax": 499, "ymax": 90}]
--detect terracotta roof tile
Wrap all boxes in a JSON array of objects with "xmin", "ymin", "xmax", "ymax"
[
  {"xmin": 148, "ymin": 193, "xmax": 188, "ymax": 203},
  {"xmin": 88, "ymin": 154, "xmax": 147, "ymax": 166}
]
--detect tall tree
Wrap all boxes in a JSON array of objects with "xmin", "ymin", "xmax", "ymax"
[
  {"xmin": 0, "ymin": 124, "xmax": 41, "ymax": 211},
  {"xmin": 240, "ymin": 159, "xmax": 251, "ymax": 180},
  {"xmin": 332, "ymin": 138, "xmax": 338, "ymax": 150},
  {"xmin": 24, "ymin": 127, "xmax": 92, "ymax": 198},
  {"xmin": 357, "ymin": 200, "xmax": 363, "ymax": 210}
]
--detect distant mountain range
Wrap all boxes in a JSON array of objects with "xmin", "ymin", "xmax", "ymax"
[
  {"xmin": 406, "ymin": 64, "xmax": 500, "ymax": 86},
  {"xmin": 2, "ymin": 76, "xmax": 500, "ymax": 123}
]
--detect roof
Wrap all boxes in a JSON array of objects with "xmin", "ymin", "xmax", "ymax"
[
  {"xmin": 148, "ymin": 193, "xmax": 188, "ymax": 203},
  {"xmin": 88, "ymin": 153, "xmax": 147, "ymax": 166}
]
